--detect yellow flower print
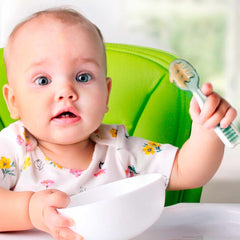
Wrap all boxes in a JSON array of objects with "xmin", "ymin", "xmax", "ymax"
[
  {"xmin": 0, "ymin": 157, "xmax": 11, "ymax": 169},
  {"xmin": 23, "ymin": 132, "xmax": 30, "ymax": 143},
  {"xmin": 54, "ymin": 162, "xmax": 63, "ymax": 169},
  {"xmin": 46, "ymin": 158, "xmax": 63, "ymax": 169},
  {"xmin": 147, "ymin": 141, "xmax": 161, "ymax": 148},
  {"xmin": 142, "ymin": 145, "xmax": 155, "ymax": 155},
  {"xmin": 0, "ymin": 156, "xmax": 15, "ymax": 179},
  {"xmin": 110, "ymin": 128, "xmax": 118, "ymax": 138},
  {"xmin": 23, "ymin": 157, "xmax": 31, "ymax": 170},
  {"xmin": 142, "ymin": 141, "xmax": 161, "ymax": 155},
  {"xmin": 94, "ymin": 129, "xmax": 103, "ymax": 139}
]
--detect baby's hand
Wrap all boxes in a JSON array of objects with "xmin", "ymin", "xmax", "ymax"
[
  {"xmin": 29, "ymin": 189, "xmax": 82, "ymax": 240},
  {"xmin": 189, "ymin": 83, "xmax": 237, "ymax": 129}
]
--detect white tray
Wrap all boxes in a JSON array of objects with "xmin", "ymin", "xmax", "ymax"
[
  {"xmin": 134, "ymin": 203, "xmax": 240, "ymax": 240},
  {"xmin": 1, "ymin": 203, "xmax": 240, "ymax": 240}
]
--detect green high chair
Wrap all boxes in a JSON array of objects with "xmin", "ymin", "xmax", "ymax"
[{"xmin": 0, "ymin": 43, "xmax": 202, "ymax": 206}]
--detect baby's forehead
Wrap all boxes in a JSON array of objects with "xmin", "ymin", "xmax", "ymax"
[
  {"xmin": 9, "ymin": 12, "xmax": 94, "ymax": 42},
  {"xmin": 4, "ymin": 10, "xmax": 104, "ymax": 68},
  {"xmin": 4, "ymin": 16, "xmax": 70, "ymax": 65}
]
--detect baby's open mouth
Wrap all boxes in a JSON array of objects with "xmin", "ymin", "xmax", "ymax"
[
  {"xmin": 51, "ymin": 108, "xmax": 80, "ymax": 124},
  {"xmin": 55, "ymin": 111, "xmax": 77, "ymax": 118}
]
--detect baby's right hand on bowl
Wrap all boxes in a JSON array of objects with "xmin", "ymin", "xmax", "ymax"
[{"xmin": 29, "ymin": 189, "xmax": 83, "ymax": 240}]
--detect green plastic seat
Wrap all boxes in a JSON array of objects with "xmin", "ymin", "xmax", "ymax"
[
  {"xmin": 0, "ymin": 43, "xmax": 202, "ymax": 206},
  {"xmin": 103, "ymin": 43, "xmax": 202, "ymax": 206},
  {"xmin": 0, "ymin": 48, "xmax": 11, "ymax": 129}
]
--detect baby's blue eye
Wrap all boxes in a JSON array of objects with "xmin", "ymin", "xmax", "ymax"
[
  {"xmin": 35, "ymin": 76, "xmax": 51, "ymax": 86},
  {"xmin": 76, "ymin": 73, "xmax": 92, "ymax": 83}
]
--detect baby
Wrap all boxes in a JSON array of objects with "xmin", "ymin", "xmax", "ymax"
[{"xmin": 0, "ymin": 8, "xmax": 237, "ymax": 240}]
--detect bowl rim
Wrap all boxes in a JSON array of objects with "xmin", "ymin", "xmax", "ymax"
[{"xmin": 64, "ymin": 173, "xmax": 165, "ymax": 209}]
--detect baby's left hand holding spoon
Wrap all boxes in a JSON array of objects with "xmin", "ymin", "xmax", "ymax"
[{"xmin": 189, "ymin": 82, "xmax": 237, "ymax": 130}]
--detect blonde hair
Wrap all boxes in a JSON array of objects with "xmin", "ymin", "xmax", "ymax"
[{"xmin": 4, "ymin": 8, "xmax": 107, "ymax": 73}]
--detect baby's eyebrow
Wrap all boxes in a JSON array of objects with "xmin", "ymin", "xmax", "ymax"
[
  {"xmin": 73, "ymin": 57, "xmax": 101, "ymax": 68},
  {"xmin": 25, "ymin": 57, "xmax": 101, "ymax": 73},
  {"xmin": 24, "ymin": 59, "xmax": 49, "ymax": 73}
]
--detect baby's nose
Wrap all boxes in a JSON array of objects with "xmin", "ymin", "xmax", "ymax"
[
  {"xmin": 55, "ymin": 88, "xmax": 78, "ymax": 102},
  {"xmin": 58, "ymin": 94, "xmax": 76, "ymax": 100}
]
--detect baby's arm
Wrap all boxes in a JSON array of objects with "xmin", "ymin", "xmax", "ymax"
[
  {"xmin": 0, "ymin": 187, "xmax": 82, "ymax": 240},
  {"xmin": 0, "ymin": 187, "xmax": 34, "ymax": 230},
  {"xmin": 168, "ymin": 83, "xmax": 237, "ymax": 190}
]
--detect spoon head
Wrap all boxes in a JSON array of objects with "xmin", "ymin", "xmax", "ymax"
[{"xmin": 169, "ymin": 59, "xmax": 199, "ymax": 91}]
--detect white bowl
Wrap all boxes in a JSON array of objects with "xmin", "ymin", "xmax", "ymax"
[{"xmin": 59, "ymin": 173, "xmax": 165, "ymax": 240}]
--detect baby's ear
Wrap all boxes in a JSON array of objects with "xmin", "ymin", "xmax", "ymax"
[
  {"xmin": 3, "ymin": 84, "xmax": 20, "ymax": 119},
  {"xmin": 105, "ymin": 77, "xmax": 112, "ymax": 113}
]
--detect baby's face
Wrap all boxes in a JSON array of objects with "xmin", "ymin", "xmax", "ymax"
[{"xmin": 4, "ymin": 16, "xmax": 111, "ymax": 145}]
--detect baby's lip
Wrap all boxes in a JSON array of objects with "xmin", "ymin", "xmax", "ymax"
[{"xmin": 52, "ymin": 107, "xmax": 80, "ymax": 120}]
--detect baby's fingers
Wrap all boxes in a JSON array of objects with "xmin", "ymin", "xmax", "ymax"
[
  {"xmin": 189, "ymin": 82, "xmax": 215, "ymax": 124},
  {"xmin": 51, "ymin": 227, "xmax": 83, "ymax": 240},
  {"xmin": 44, "ymin": 207, "xmax": 82, "ymax": 240},
  {"xmin": 200, "ymin": 82, "xmax": 213, "ymax": 96},
  {"xmin": 44, "ymin": 207, "xmax": 73, "ymax": 228},
  {"xmin": 219, "ymin": 105, "xmax": 237, "ymax": 128},
  {"xmin": 199, "ymin": 91, "xmax": 221, "ymax": 125},
  {"xmin": 47, "ymin": 189, "xmax": 70, "ymax": 208},
  {"xmin": 200, "ymin": 98, "xmax": 228, "ymax": 129},
  {"xmin": 189, "ymin": 92, "xmax": 221, "ymax": 127},
  {"xmin": 190, "ymin": 82, "xmax": 237, "ymax": 129}
]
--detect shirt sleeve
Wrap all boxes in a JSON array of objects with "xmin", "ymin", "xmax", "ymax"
[
  {"xmin": 115, "ymin": 125, "xmax": 178, "ymax": 188},
  {"xmin": 0, "ymin": 123, "xmax": 24, "ymax": 190}
]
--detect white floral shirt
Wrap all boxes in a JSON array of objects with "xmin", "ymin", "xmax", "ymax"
[{"xmin": 0, "ymin": 121, "xmax": 178, "ymax": 195}]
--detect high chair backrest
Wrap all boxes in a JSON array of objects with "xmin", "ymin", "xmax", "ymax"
[
  {"xmin": 0, "ymin": 48, "xmax": 10, "ymax": 129},
  {"xmin": 0, "ymin": 44, "xmax": 202, "ymax": 206},
  {"xmin": 103, "ymin": 43, "xmax": 202, "ymax": 206}
]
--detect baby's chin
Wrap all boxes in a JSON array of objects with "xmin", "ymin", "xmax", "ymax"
[{"xmin": 47, "ymin": 133, "xmax": 93, "ymax": 146}]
